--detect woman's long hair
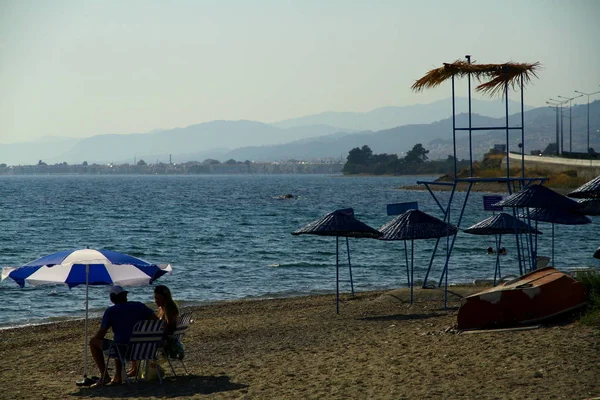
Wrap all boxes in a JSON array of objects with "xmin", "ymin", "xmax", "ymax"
[{"xmin": 154, "ymin": 285, "xmax": 179, "ymax": 324}]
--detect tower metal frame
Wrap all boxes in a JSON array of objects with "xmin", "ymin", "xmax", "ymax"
[{"xmin": 414, "ymin": 56, "xmax": 547, "ymax": 306}]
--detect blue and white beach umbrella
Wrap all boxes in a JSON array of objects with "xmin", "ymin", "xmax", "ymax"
[
  {"xmin": 1, "ymin": 248, "xmax": 172, "ymax": 384},
  {"xmin": 2, "ymin": 248, "xmax": 171, "ymax": 288}
]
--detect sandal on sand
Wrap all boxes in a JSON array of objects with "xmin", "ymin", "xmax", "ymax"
[
  {"xmin": 90, "ymin": 380, "xmax": 108, "ymax": 388},
  {"xmin": 89, "ymin": 375, "xmax": 113, "ymax": 388},
  {"xmin": 90, "ymin": 378, "xmax": 122, "ymax": 388}
]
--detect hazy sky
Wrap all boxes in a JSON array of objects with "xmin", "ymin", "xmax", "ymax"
[{"xmin": 1, "ymin": 0, "xmax": 599, "ymax": 143}]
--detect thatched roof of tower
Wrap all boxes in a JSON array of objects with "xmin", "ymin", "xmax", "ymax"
[{"xmin": 412, "ymin": 60, "xmax": 541, "ymax": 96}]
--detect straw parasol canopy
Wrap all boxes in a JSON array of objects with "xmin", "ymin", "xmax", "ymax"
[
  {"xmin": 378, "ymin": 209, "xmax": 458, "ymax": 241},
  {"xmin": 493, "ymin": 184, "xmax": 580, "ymax": 212},
  {"xmin": 412, "ymin": 60, "xmax": 541, "ymax": 97},
  {"xmin": 292, "ymin": 208, "xmax": 381, "ymax": 238},
  {"xmin": 292, "ymin": 208, "xmax": 381, "ymax": 313},
  {"xmin": 378, "ymin": 209, "xmax": 457, "ymax": 304},
  {"xmin": 463, "ymin": 212, "xmax": 541, "ymax": 236},
  {"xmin": 567, "ymin": 175, "xmax": 600, "ymax": 199}
]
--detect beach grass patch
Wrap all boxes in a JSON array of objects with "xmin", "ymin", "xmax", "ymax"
[{"xmin": 575, "ymin": 270, "xmax": 600, "ymax": 327}]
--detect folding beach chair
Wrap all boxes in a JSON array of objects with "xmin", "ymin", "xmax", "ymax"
[
  {"xmin": 105, "ymin": 319, "xmax": 165, "ymax": 384},
  {"xmin": 162, "ymin": 311, "xmax": 192, "ymax": 377}
]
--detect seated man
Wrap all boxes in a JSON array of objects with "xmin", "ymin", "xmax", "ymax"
[{"xmin": 89, "ymin": 285, "xmax": 157, "ymax": 386}]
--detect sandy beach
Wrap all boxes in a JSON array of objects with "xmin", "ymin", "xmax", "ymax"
[{"xmin": 1, "ymin": 286, "xmax": 598, "ymax": 400}]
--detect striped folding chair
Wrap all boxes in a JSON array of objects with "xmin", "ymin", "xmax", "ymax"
[
  {"xmin": 162, "ymin": 311, "xmax": 192, "ymax": 377},
  {"xmin": 105, "ymin": 319, "xmax": 165, "ymax": 384}
]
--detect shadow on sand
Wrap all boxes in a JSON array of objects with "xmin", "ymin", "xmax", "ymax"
[
  {"xmin": 360, "ymin": 312, "xmax": 444, "ymax": 322},
  {"xmin": 71, "ymin": 374, "xmax": 247, "ymax": 398}
]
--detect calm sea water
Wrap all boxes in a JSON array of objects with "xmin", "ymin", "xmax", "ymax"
[{"xmin": 1, "ymin": 174, "xmax": 598, "ymax": 328}]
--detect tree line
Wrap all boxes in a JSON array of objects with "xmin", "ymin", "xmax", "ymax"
[{"xmin": 342, "ymin": 144, "xmax": 470, "ymax": 175}]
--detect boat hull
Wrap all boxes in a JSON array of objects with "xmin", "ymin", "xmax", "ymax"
[{"xmin": 457, "ymin": 267, "xmax": 587, "ymax": 330}]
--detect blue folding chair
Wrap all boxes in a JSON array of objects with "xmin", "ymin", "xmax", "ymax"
[{"xmin": 105, "ymin": 319, "xmax": 165, "ymax": 384}]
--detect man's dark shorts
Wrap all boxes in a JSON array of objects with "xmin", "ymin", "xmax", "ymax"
[{"xmin": 102, "ymin": 339, "xmax": 129, "ymax": 358}]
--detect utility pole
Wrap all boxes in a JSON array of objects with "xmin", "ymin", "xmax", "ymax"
[
  {"xmin": 574, "ymin": 89, "xmax": 600, "ymax": 154},
  {"xmin": 547, "ymin": 99, "xmax": 567, "ymax": 155},
  {"xmin": 546, "ymin": 101, "xmax": 560, "ymax": 156},
  {"xmin": 558, "ymin": 94, "xmax": 583, "ymax": 153}
]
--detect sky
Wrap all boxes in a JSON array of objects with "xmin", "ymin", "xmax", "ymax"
[{"xmin": 1, "ymin": 0, "xmax": 599, "ymax": 143}]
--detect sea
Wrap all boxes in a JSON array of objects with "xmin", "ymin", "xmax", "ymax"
[{"xmin": 1, "ymin": 174, "xmax": 598, "ymax": 328}]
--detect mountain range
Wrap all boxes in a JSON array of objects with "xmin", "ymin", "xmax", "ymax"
[{"xmin": 1, "ymin": 98, "xmax": 598, "ymax": 166}]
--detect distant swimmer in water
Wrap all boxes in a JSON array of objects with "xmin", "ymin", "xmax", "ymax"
[
  {"xmin": 487, "ymin": 246, "xmax": 495, "ymax": 255},
  {"xmin": 277, "ymin": 194, "xmax": 294, "ymax": 199},
  {"xmin": 499, "ymin": 247, "xmax": 507, "ymax": 255}
]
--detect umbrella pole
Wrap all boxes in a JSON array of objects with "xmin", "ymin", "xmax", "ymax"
[
  {"xmin": 84, "ymin": 263, "xmax": 89, "ymax": 379},
  {"xmin": 410, "ymin": 240, "xmax": 414, "ymax": 305},
  {"xmin": 336, "ymin": 236, "xmax": 340, "ymax": 314},
  {"xmin": 346, "ymin": 237, "xmax": 354, "ymax": 297},
  {"xmin": 404, "ymin": 241, "xmax": 410, "ymax": 294},
  {"xmin": 494, "ymin": 236, "xmax": 502, "ymax": 286},
  {"xmin": 552, "ymin": 223, "xmax": 555, "ymax": 266}
]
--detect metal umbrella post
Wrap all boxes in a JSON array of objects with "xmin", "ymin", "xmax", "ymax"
[
  {"xmin": 346, "ymin": 237, "xmax": 354, "ymax": 296},
  {"xmin": 336, "ymin": 236, "xmax": 340, "ymax": 314}
]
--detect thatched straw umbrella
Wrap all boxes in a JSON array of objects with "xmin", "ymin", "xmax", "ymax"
[
  {"xmin": 493, "ymin": 185, "xmax": 582, "ymax": 270},
  {"xmin": 378, "ymin": 209, "xmax": 457, "ymax": 305},
  {"xmin": 567, "ymin": 175, "xmax": 600, "ymax": 199},
  {"xmin": 292, "ymin": 208, "xmax": 382, "ymax": 314},
  {"xmin": 412, "ymin": 60, "xmax": 541, "ymax": 97},
  {"xmin": 493, "ymin": 184, "xmax": 580, "ymax": 212}
]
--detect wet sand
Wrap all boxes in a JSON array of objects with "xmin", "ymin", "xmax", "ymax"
[{"xmin": 1, "ymin": 287, "xmax": 598, "ymax": 400}]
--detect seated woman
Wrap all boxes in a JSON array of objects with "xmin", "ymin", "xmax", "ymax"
[
  {"xmin": 154, "ymin": 285, "xmax": 180, "ymax": 338},
  {"xmin": 154, "ymin": 285, "xmax": 185, "ymax": 359},
  {"xmin": 128, "ymin": 285, "xmax": 180, "ymax": 377}
]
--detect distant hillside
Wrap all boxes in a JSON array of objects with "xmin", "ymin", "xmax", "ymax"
[
  {"xmin": 215, "ymin": 114, "xmax": 505, "ymax": 162},
  {"xmin": 271, "ymin": 97, "xmax": 534, "ymax": 131},
  {"xmin": 0, "ymin": 121, "xmax": 347, "ymax": 165},
  {"xmin": 0, "ymin": 137, "xmax": 82, "ymax": 166},
  {"xmin": 212, "ymin": 101, "xmax": 600, "ymax": 162},
  {"xmin": 2, "ymin": 99, "xmax": 597, "ymax": 166}
]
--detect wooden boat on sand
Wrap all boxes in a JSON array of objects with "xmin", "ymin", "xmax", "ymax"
[{"xmin": 457, "ymin": 267, "xmax": 587, "ymax": 330}]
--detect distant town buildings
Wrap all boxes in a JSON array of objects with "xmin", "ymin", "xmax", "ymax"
[{"xmin": 0, "ymin": 160, "xmax": 343, "ymax": 175}]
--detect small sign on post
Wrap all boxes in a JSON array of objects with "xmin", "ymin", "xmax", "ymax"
[
  {"xmin": 387, "ymin": 201, "xmax": 418, "ymax": 216},
  {"xmin": 483, "ymin": 195, "xmax": 503, "ymax": 211}
]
